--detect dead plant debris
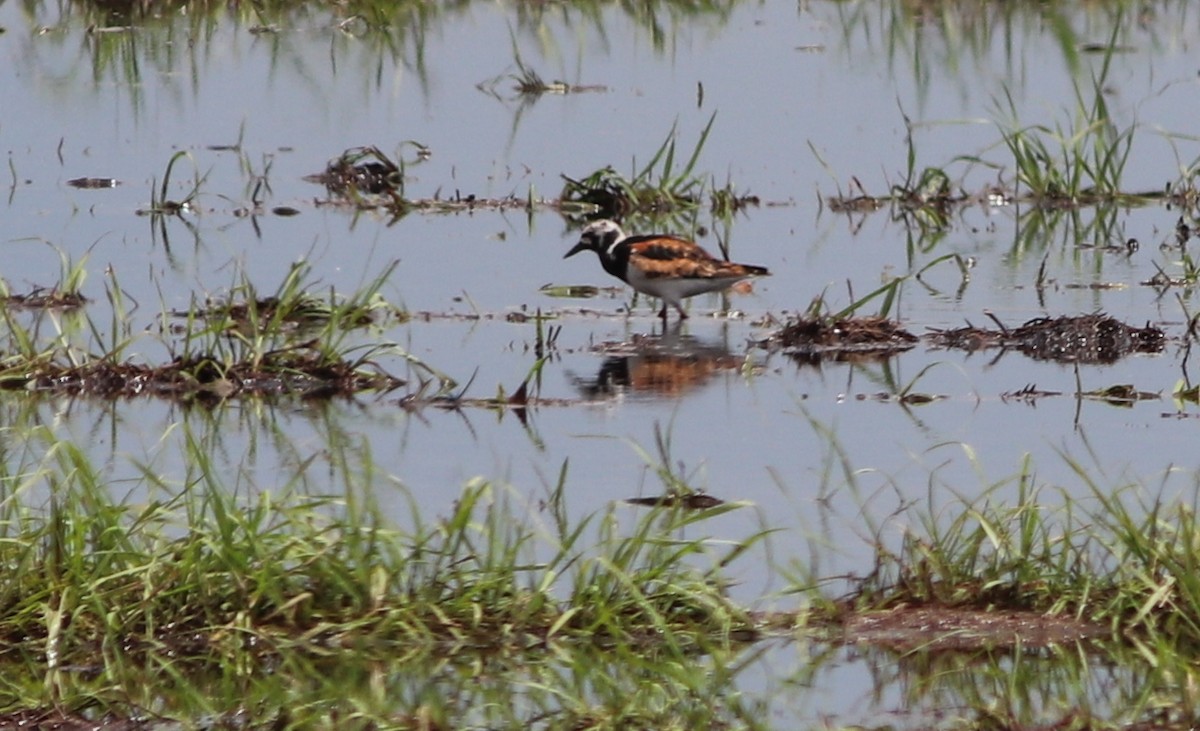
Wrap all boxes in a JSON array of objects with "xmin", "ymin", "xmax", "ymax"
[
  {"xmin": 2, "ymin": 287, "xmax": 88, "ymax": 310},
  {"xmin": 306, "ymin": 146, "xmax": 406, "ymax": 198},
  {"xmin": 826, "ymin": 177, "xmax": 1177, "ymax": 218},
  {"xmin": 1000, "ymin": 384, "xmax": 1063, "ymax": 403},
  {"xmin": 841, "ymin": 606, "xmax": 1109, "ymax": 652},
  {"xmin": 759, "ymin": 312, "xmax": 1165, "ymax": 368},
  {"xmin": 625, "ymin": 493, "xmax": 725, "ymax": 510},
  {"xmin": 1, "ymin": 352, "xmax": 403, "ymax": 401},
  {"xmin": 759, "ymin": 315, "xmax": 918, "ymax": 354},
  {"xmin": 0, "ymin": 709, "xmax": 149, "ymax": 731},
  {"xmin": 66, "ymin": 176, "xmax": 121, "ymax": 189},
  {"xmin": 928, "ymin": 312, "xmax": 1164, "ymax": 363}
]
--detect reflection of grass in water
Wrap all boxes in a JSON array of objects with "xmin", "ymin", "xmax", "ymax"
[
  {"xmin": 836, "ymin": 1, "xmax": 1145, "ymax": 93},
  {"xmin": 143, "ymin": 150, "xmax": 206, "ymax": 216},
  {"xmin": 68, "ymin": 0, "xmax": 742, "ymax": 91}
]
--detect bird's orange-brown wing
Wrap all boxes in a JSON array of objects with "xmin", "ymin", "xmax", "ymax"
[{"xmin": 626, "ymin": 236, "xmax": 768, "ymax": 280}]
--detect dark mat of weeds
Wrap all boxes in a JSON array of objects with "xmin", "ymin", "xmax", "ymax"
[
  {"xmin": 1, "ymin": 351, "xmax": 404, "ymax": 400},
  {"xmin": 759, "ymin": 312, "xmax": 1166, "ymax": 366},
  {"xmin": 757, "ymin": 315, "xmax": 919, "ymax": 355},
  {"xmin": 929, "ymin": 312, "xmax": 1165, "ymax": 363},
  {"xmin": 305, "ymin": 145, "xmax": 556, "ymax": 219},
  {"xmin": 66, "ymin": 176, "xmax": 121, "ymax": 189},
  {"xmin": 625, "ymin": 493, "xmax": 725, "ymax": 510},
  {"xmin": 307, "ymin": 116, "xmax": 770, "ymax": 223},
  {"xmin": 304, "ymin": 145, "xmax": 410, "ymax": 198}
]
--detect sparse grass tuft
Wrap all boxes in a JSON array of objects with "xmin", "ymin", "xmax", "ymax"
[
  {"xmin": 142, "ymin": 150, "xmax": 207, "ymax": 215},
  {"xmin": 561, "ymin": 114, "xmax": 757, "ymax": 226},
  {"xmin": 0, "ymin": 257, "xmax": 443, "ymax": 401},
  {"xmin": 994, "ymin": 74, "xmax": 1136, "ymax": 206},
  {"xmin": 0, "ymin": 247, "xmax": 89, "ymax": 311}
]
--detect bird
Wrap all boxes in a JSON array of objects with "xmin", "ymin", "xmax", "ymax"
[{"xmin": 563, "ymin": 219, "xmax": 770, "ymax": 320}]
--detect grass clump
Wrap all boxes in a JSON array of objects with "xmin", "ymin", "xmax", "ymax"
[
  {"xmin": 0, "ymin": 246, "xmax": 90, "ymax": 311},
  {"xmin": 842, "ymin": 454, "xmax": 1200, "ymax": 655},
  {"xmin": 560, "ymin": 113, "xmax": 757, "ymax": 226},
  {"xmin": 994, "ymin": 73, "xmax": 1136, "ymax": 207},
  {"xmin": 0, "ymin": 426, "xmax": 767, "ymax": 727},
  {"xmin": 140, "ymin": 150, "xmax": 206, "ymax": 216},
  {"xmin": 0, "ymin": 259, "xmax": 440, "ymax": 402}
]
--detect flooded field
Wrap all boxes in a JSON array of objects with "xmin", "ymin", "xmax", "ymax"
[{"xmin": 4, "ymin": 0, "xmax": 1200, "ymax": 728}]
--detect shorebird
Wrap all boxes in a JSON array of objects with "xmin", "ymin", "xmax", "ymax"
[{"xmin": 563, "ymin": 219, "xmax": 769, "ymax": 320}]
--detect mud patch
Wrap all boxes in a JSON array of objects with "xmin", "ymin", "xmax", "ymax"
[{"xmin": 842, "ymin": 606, "xmax": 1108, "ymax": 652}]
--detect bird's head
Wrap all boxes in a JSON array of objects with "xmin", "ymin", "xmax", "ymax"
[{"xmin": 564, "ymin": 219, "xmax": 626, "ymax": 259}]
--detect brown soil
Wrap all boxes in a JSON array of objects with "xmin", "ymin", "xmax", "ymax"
[{"xmin": 840, "ymin": 605, "xmax": 1109, "ymax": 652}]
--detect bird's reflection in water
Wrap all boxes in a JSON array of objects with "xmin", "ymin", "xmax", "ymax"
[{"xmin": 573, "ymin": 322, "xmax": 743, "ymax": 399}]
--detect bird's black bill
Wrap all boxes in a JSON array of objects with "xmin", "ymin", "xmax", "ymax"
[{"xmin": 564, "ymin": 242, "xmax": 590, "ymax": 259}]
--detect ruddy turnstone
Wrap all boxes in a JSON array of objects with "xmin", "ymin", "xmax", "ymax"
[{"xmin": 563, "ymin": 219, "xmax": 770, "ymax": 320}]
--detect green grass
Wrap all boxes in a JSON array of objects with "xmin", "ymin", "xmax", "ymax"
[
  {"xmin": 844, "ymin": 452, "xmax": 1200, "ymax": 650},
  {"xmin": 993, "ymin": 76, "xmax": 1136, "ymax": 206},
  {"xmin": 560, "ymin": 113, "xmax": 756, "ymax": 232},
  {"xmin": 8, "ymin": 399, "xmax": 1200, "ymax": 728},
  {"xmin": 142, "ymin": 151, "xmax": 207, "ymax": 216},
  {"xmin": 0, "ymin": 422, "xmax": 770, "ymax": 728},
  {"xmin": 0, "ymin": 257, "xmax": 447, "ymax": 400}
]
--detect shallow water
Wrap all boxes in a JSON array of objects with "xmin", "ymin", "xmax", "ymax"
[{"xmin": 4, "ymin": 0, "xmax": 1200, "ymax": 726}]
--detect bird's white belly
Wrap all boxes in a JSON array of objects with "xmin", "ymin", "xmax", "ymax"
[{"xmin": 626, "ymin": 266, "xmax": 738, "ymax": 302}]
